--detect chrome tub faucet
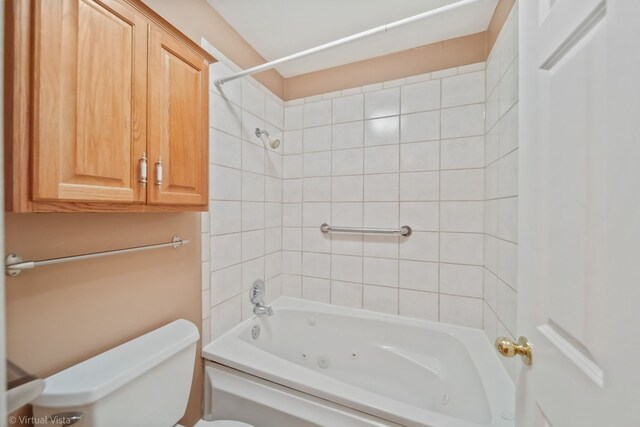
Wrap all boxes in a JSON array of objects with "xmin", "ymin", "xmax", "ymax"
[{"xmin": 250, "ymin": 279, "xmax": 273, "ymax": 317}]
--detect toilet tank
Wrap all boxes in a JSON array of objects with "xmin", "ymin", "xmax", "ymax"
[{"xmin": 32, "ymin": 319, "xmax": 199, "ymax": 427}]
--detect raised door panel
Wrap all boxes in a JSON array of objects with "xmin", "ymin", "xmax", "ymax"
[
  {"xmin": 147, "ymin": 26, "xmax": 209, "ymax": 206},
  {"xmin": 32, "ymin": 0, "xmax": 147, "ymax": 203}
]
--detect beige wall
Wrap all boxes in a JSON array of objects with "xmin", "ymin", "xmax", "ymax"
[
  {"xmin": 142, "ymin": 0, "xmax": 285, "ymax": 98},
  {"xmin": 487, "ymin": 0, "xmax": 516, "ymax": 53},
  {"xmin": 284, "ymin": 32, "xmax": 487, "ymax": 100},
  {"xmin": 143, "ymin": 0, "xmax": 515, "ymax": 101},
  {"xmin": 5, "ymin": 212, "xmax": 202, "ymax": 426}
]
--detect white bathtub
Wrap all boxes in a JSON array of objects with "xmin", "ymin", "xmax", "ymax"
[{"xmin": 202, "ymin": 297, "xmax": 514, "ymax": 427}]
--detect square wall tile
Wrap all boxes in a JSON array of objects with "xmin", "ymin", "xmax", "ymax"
[
  {"xmin": 241, "ymin": 201, "xmax": 265, "ymax": 231},
  {"xmin": 441, "ymin": 169, "xmax": 484, "ymax": 201},
  {"xmin": 363, "ymin": 235, "xmax": 398, "ymax": 259},
  {"xmin": 401, "ymin": 80, "xmax": 440, "ymax": 114},
  {"xmin": 282, "ymin": 274, "xmax": 302, "ymax": 297},
  {"xmin": 283, "ymin": 203, "xmax": 302, "ymax": 227},
  {"xmin": 332, "ymin": 148, "xmax": 364, "ymax": 176},
  {"xmin": 302, "ymin": 202, "xmax": 331, "ymax": 227},
  {"xmin": 399, "ymin": 290, "xmax": 439, "ymax": 321},
  {"xmin": 440, "ymin": 232, "xmax": 484, "ymax": 265},
  {"xmin": 284, "ymin": 130, "xmax": 303, "ymax": 154},
  {"xmin": 282, "ymin": 228, "xmax": 302, "ymax": 251},
  {"xmin": 440, "ymin": 201, "xmax": 484, "ymax": 232},
  {"xmin": 266, "ymin": 97, "xmax": 284, "ymax": 129},
  {"xmin": 303, "ymin": 177, "xmax": 331, "ymax": 202},
  {"xmin": 283, "ymin": 251, "xmax": 302, "ymax": 275},
  {"xmin": 364, "ymin": 174, "xmax": 399, "ymax": 202},
  {"xmin": 241, "ymin": 230, "xmax": 265, "ymax": 262},
  {"xmin": 441, "ymin": 136, "xmax": 484, "ymax": 170},
  {"xmin": 440, "ymin": 263, "xmax": 483, "ymax": 298},
  {"xmin": 303, "ymin": 227, "xmax": 331, "ymax": 253},
  {"xmin": 242, "ymin": 80, "xmax": 265, "ymax": 119},
  {"xmin": 442, "ymin": 71, "xmax": 485, "ymax": 108},
  {"xmin": 210, "ymin": 233, "xmax": 241, "ymax": 270},
  {"xmin": 365, "ymin": 87, "xmax": 400, "ymax": 119},
  {"xmin": 363, "ymin": 285, "xmax": 398, "ymax": 315},
  {"xmin": 400, "ymin": 141, "xmax": 439, "ymax": 172},
  {"xmin": 302, "ymin": 277, "xmax": 331, "ymax": 303},
  {"xmin": 333, "ymin": 122, "xmax": 364, "ymax": 149},
  {"xmin": 284, "ymin": 105, "xmax": 303, "ymax": 130},
  {"xmin": 283, "ymin": 155, "xmax": 302, "ymax": 179},
  {"xmin": 364, "ymin": 257, "xmax": 398, "ymax": 287},
  {"xmin": 210, "ymin": 166, "xmax": 241, "ymax": 201},
  {"xmin": 282, "ymin": 179, "xmax": 302, "ymax": 202},
  {"xmin": 364, "ymin": 202, "xmax": 398, "ymax": 228},
  {"xmin": 332, "ymin": 234, "xmax": 363, "ymax": 256},
  {"xmin": 364, "ymin": 116, "xmax": 399, "ymax": 146},
  {"xmin": 331, "ymin": 202, "xmax": 363, "ymax": 227},
  {"xmin": 304, "ymin": 100, "xmax": 332, "ymax": 127},
  {"xmin": 331, "ymin": 281, "xmax": 363, "ymax": 309},
  {"xmin": 440, "ymin": 295, "xmax": 483, "ymax": 328},
  {"xmin": 331, "ymin": 254, "xmax": 363, "ymax": 283},
  {"xmin": 399, "ymin": 260, "xmax": 438, "ymax": 292},
  {"xmin": 303, "ymin": 125, "xmax": 332, "ymax": 152},
  {"xmin": 364, "ymin": 145, "xmax": 399, "ymax": 174},
  {"xmin": 332, "ymin": 176, "xmax": 364, "ymax": 202},
  {"xmin": 211, "ymin": 264, "xmax": 241, "ymax": 306},
  {"xmin": 211, "ymin": 129, "xmax": 241, "ymax": 169},
  {"xmin": 210, "ymin": 295, "xmax": 241, "ymax": 340},
  {"xmin": 241, "ymin": 172, "xmax": 265, "ymax": 201},
  {"xmin": 400, "ymin": 202, "xmax": 439, "ymax": 231},
  {"xmin": 399, "ymin": 231, "xmax": 439, "ymax": 262},
  {"xmin": 441, "ymin": 104, "xmax": 485, "ymax": 139},
  {"xmin": 303, "ymin": 151, "xmax": 331, "ymax": 177},
  {"xmin": 302, "ymin": 252, "xmax": 330, "ymax": 278},
  {"xmin": 400, "ymin": 111, "xmax": 440, "ymax": 143},
  {"xmin": 333, "ymin": 94, "xmax": 364, "ymax": 124},
  {"xmin": 211, "ymin": 94, "xmax": 242, "ymax": 137},
  {"xmin": 400, "ymin": 172, "xmax": 439, "ymax": 201},
  {"xmin": 210, "ymin": 201, "xmax": 242, "ymax": 235}
]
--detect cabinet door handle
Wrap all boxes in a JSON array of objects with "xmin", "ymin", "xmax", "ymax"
[
  {"xmin": 139, "ymin": 152, "xmax": 148, "ymax": 188},
  {"xmin": 155, "ymin": 156, "xmax": 163, "ymax": 189}
]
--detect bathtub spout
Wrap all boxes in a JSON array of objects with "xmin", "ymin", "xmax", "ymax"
[{"xmin": 253, "ymin": 303, "xmax": 274, "ymax": 317}]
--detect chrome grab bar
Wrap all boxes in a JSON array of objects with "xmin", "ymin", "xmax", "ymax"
[
  {"xmin": 5, "ymin": 236, "xmax": 189, "ymax": 277},
  {"xmin": 320, "ymin": 223, "xmax": 412, "ymax": 237}
]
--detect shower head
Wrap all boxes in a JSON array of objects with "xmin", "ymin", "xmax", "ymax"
[{"xmin": 255, "ymin": 128, "xmax": 281, "ymax": 149}]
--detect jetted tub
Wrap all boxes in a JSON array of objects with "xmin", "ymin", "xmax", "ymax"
[{"xmin": 202, "ymin": 297, "xmax": 514, "ymax": 427}]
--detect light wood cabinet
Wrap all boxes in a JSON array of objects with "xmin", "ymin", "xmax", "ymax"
[
  {"xmin": 147, "ymin": 25, "xmax": 209, "ymax": 206},
  {"xmin": 5, "ymin": 0, "xmax": 214, "ymax": 212}
]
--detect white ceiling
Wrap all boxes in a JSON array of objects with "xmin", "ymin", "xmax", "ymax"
[{"xmin": 206, "ymin": 0, "xmax": 499, "ymax": 77}]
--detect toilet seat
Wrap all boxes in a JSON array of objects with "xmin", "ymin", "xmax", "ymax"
[{"xmin": 193, "ymin": 420, "xmax": 255, "ymax": 427}]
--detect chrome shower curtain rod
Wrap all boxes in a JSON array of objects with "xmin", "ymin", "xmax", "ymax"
[{"xmin": 214, "ymin": 0, "xmax": 483, "ymax": 86}]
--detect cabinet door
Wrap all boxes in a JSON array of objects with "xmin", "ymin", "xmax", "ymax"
[
  {"xmin": 147, "ymin": 26, "xmax": 209, "ymax": 206},
  {"xmin": 32, "ymin": 0, "xmax": 148, "ymax": 203}
]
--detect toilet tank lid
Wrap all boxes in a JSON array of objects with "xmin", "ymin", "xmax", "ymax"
[{"xmin": 33, "ymin": 319, "xmax": 199, "ymax": 408}]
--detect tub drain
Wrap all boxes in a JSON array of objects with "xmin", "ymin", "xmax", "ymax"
[{"xmin": 251, "ymin": 325, "xmax": 260, "ymax": 340}]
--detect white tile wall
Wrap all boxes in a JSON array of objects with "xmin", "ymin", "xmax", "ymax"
[
  {"xmin": 202, "ymin": 6, "xmax": 519, "ymax": 343},
  {"xmin": 282, "ymin": 62, "xmax": 487, "ymax": 328},
  {"xmin": 482, "ymin": 3, "xmax": 519, "ymax": 382},
  {"xmin": 201, "ymin": 39, "xmax": 283, "ymax": 345}
]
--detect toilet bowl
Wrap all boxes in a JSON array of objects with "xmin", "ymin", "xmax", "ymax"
[{"xmin": 31, "ymin": 320, "xmax": 254, "ymax": 427}]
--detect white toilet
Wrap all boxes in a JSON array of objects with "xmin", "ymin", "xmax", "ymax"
[{"xmin": 31, "ymin": 320, "xmax": 253, "ymax": 427}]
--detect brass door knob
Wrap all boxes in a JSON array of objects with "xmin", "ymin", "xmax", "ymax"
[{"xmin": 495, "ymin": 336, "xmax": 532, "ymax": 366}]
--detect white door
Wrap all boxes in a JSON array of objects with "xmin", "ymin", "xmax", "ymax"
[{"xmin": 517, "ymin": 0, "xmax": 640, "ymax": 426}]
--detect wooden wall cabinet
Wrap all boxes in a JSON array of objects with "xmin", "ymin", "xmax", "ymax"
[{"xmin": 5, "ymin": 0, "xmax": 214, "ymax": 212}]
